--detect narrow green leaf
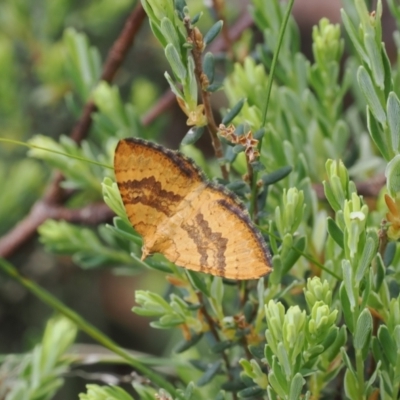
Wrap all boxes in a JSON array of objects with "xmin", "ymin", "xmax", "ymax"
[
  {"xmin": 250, "ymin": 161, "xmax": 266, "ymax": 173},
  {"xmin": 164, "ymin": 71, "xmax": 184, "ymax": 99},
  {"xmin": 233, "ymin": 144, "xmax": 245, "ymax": 154},
  {"xmin": 149, "ymin": 20, "xmax": 169, "ymax": 49},
  {"xmin": 253, "ymin": 128, "xmax": 266, "ymax": 140},
  {"xmin": 340, "ymin": 10, "xmax": 369, "ymax": 64},
  {"xmin": 197, "ymin": 360, "xmax": 222, "ymax": 386},
  {"xmin": 377, "ymin": 325, "xmax": 396, "ymax": 366},
  {"xmin": 221, "ymin": 98, "xmax": 246, "ymax": 125},
  {"xmin": 383, "ymin": 241, "xmax": 396, "ymax": 267},
  {"xmin": 203, "ymin": 20, "xmax": 223, "ymax": 46},
  {"xmin": 160, "ymin": 18, "xmax": 181, "ymax": 51},
  {"xmin": 191, "ymin": 12, "xmax": 202, "ymax": 25},
  {"xmin": 282, "ymin": 236, "xmax": 306, "ymax": 275},
  {"xmin": 206, "ymin": 82, "xmax": 223, "ymax": 92},
  {"xmin": 340, "ymin": 284, "xmax": 354, "ymax": 333},
  {"xmin": 210, "ymin": 276, "xmax": 224, "ymax": 305},
  {"xmin": 344, "ymin": 369, "xmax": 359, "ymax": 400},
  {"xmin": 165, "ymin": 43, "xmax": 186, "ymax": 81},
  {"xmin": 354, "ymin": 309, "xmax": 372, "ymax": 353},
  {"xmin": 262, "ymin": 166, "xmax": 292, "ymax": 186},
  {"xmin": 221, "ymin": 380, "xmax": 246, "ymax": 391},
  {"xmin": 342, "ymin": 260, "xmax": 355, "ymax": 311},
  {"xmin": 387, "ymin": 92, "xmax": 400, "ymax": 152},
  {"xmin": 355, "ymin": 234, "xmax": 378, "ymax": 283},
  {"xmin": 248, "ymin": 344, "xmax": 265, "ymax": 360},
  {"xmin": 386, "ymin": 154, "xmax": 400, "ymax": 196},
  {"xmin": 174, "ymin": 332, "xmax": 203, "ymax": 353},
  {"xmin": 358, "ymin": 66, "xmax": 386, "ymax": 124},
  {"xmin": 289, "ymin": 373, "xmax": 305, "ymax": 400},
  {"xmin": 211, "ymin": 340, "xmax": 234, "ymax": 353},
  {"xmin": 364, "ymin": 32, "xmax": 384, "ymax": 89},
  {"xmin": 327, "ymin": 218, "xmax": 344, "ymax": 249},
  {"xmin": 203, "ymin": 52, "xmax": 215, "ymax": 84},
  {"xmin": 381, "ymin": 46, "xmax": 393, "ymax": 97},
  {"xmin": 186, "ymin": 270, "xmax": 209, "ymax": 296},
  {"xmin": 243, "ymin": 301, "xmax": 254, "ymax": 323},
  {"xmin": 181, "ymin": 126, "xmax": 205, "ymax": 145},
  {"xmin": 238, "ymin": 386, "xmax": 265, "ymax": 398},
  {"xmin": 367, "ymin": 107, "xmax": 391, "ymax": 161}
]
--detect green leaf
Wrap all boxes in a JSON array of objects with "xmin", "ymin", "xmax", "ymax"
[
  {"xmin": 165, "ymin": 43, "xmax": 186, "ymax": 81},
  {"xmin": 385, "ymin": 154, "xmax": 400, "ymax": 196},
  {"xmin": 354, "ymin": 309, "xmax": 372, "ymax": 356},
  {"xmin": 181, "ymin": 126, "xmax": 205, "ymax": 145},
  {"xmin": 342, "ymin": 260, "xmax": 355, "ymax": 311},
  {"xmin": 243, "ymin": 301, "xmax": 254, "ymax": 323},
  {"xmin": 79, "ymin": 384, "xmax": 134, "ymax": 400},
  {"xmin": 174, "ymin": 332, "xmax": 203, "ymax": 353},
  {"xmin": 196, "ymin": 360, "xmax": 222, "ymax": 386},
  {"xmin": 344, "ymin": 368, "xmax": 359, "ymax": 400},
  {"xmin": 206, "ymin": 82, "xmax": 224, "ymax": 92},
  {"xmin": 340, "ymin": 283, "xmax": 354, "ymax": 333},
  {"xmin": 341, "ymin": 347, "xmax": 356, "ymax": 375},
  {"xmin": 377, "ymin": 325, "xmax": 396, "ymax": 366},
  {"xmin": 289, "ymin": 373, "xmax": 305, "ymax": 400},
  {"xmin": 233, "ymin": 144, "xmax": 245, "ymax": 154},
  {"xmin": 221, "ymin": 98, "xmax": 246, "ymax": 125},
  {"xmin": 248, "ymin": 344, "xmax": 265, "ymax": 360},
  {"xmin": 221, "ymin": 380, "xmax": 246, "ymax": 391},
  {"xmin": 355, "ymin": 234, "xmax": 378, "ymax": 283},
  {"xmin": 385, "ymin": 242, "xmax": 396, "ymax": 268},
  {"xmin": 358, "ymin": 66, "xmax": 386, "ymax": 124},
  {"xmin": 191, "ymin": 12, "xmax": 202, "ymax": 25},
  {"xmin": 340, "ymin": 10, "xmax": 369, "ymax": 64},
  {"xmin": 251, "ymin": 161, "xmax": 266, "ymax": 173},
  {"xmin": 185, "ymin": 270, "xmax": 209, "ymax": 296},
  {"xmin": 211, "ymin": 340, "xmax": 235, "ymax": 353},
  {"xmin": 253, "ymin": 127, "xmax": 266, "ymax": 140},
  {"xmin": 238, "ymin": 386, "xmax": 266, "ymax": 398},
  {"xmin": 203, "ymin": 52, "xmax": 215, "ymax": 84},
  {"xmin": 160, "ymin": 17, "xmax": 181, "ymax": 51},
  {"xmin": 203, "ymin": 20, "xmax": 223, "ymax": 46},
  {"xmin": 327, "ymin": 218, "xmax": 344, "ymax": 249},
  {"xmin": 262, "ymin": 166, "xmax": 292, "ymax": 186},
  {"xmin": 364, "ymin": 32, "xmax": 384, "ymax": 89},
  {"xmin": 281, "ymin": 236, "xmax": 306, "ymax": 275},
  {"xmin": 387, "ymin": 92, "xmax": 400, "ymax": 153},
  {"xmin": 367, "ymin": 107, "xmax": 391, "ymax": 161}
]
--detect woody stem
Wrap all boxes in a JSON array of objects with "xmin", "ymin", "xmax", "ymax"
[{"xmin": 185, "ymin": 20, "xmax": 229, "ymax": 181}]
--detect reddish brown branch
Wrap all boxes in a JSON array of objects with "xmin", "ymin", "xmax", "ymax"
[{"xmin": 0, "ymin": 203, "xmax": 114, "ymax": 257}]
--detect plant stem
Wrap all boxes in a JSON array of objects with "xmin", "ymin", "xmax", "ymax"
[
  {"xmin": 184, "ymin": 19, "xmax": 229, "ymax": 181},
  {"xmin": 0, "ymin": 258, "xmax": 183, "ymax": 399}
]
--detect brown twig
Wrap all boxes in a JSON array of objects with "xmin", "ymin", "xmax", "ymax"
[
  {"xmin": 184, "ymin": 19, "xmax": 229, "ymax": 180},
  {"xmin": 0, "ymin": 4, "xmax": 147, "ymax": 258}
]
